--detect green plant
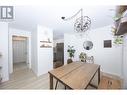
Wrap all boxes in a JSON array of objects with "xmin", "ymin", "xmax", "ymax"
[
  {"xmin": 114, "ymin": 36, "xmax": 123, "ymax": 44},
  {"xmin": 111, "ymin": 14, "xmax": 123, "ymax": 45},
  {"xmin": 111, "ymin": 24, "xmax": 123, "ymax": 45},
  {"xmin": 79, "ymin": 52, "xmax": 87, "ymax": 62},
  {"xmin": 113, "ymin": 14, "xmax": 122, "ymax": 21},
  {"xmin": 111, "ymin": 26, "xmax": 117, "ymax": 35},
  {"xmin": 67, "ymin": 45, "xmax": 75, "ymax": 59}
]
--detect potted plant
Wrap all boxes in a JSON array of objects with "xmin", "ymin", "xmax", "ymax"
[
  {"xmin": 79, "ymin": 52, "xmax": 87, "ymax": 62},
  {"xmin": 67, "ymin": 45, "xmax": 75, "ymax": 64},
  {"xmin": 111, "ymin": 14, "xmax": 123, "ymax": 45},
  {"xmin": 113, "ymin": 36, "xmax": 123, "ymax": 44}
]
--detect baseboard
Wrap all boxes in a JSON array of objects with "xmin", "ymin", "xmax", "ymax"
[
  {"xmin": 13, "ymin": 61, "xmax": 26, "ymax": 64},
  {"xmin": 1, "ymin": 76, "xmax": 9, "ymax": 83}
]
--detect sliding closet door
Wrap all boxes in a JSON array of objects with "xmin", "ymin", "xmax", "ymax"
[{"xmin": 13, "ymin": 37, "xmax": 27, "ymax": 64}]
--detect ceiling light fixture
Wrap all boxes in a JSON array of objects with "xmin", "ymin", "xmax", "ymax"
[{"xmin": 61, "ymin": 8, "xmax": 91, "ymax": 33}]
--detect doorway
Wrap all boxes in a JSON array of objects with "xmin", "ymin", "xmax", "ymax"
[
  {"xmin": 12, "ymin": 36, "xmax": 28, "ymax": 72},
  {"xmin": 53, "ymin": 43, "xmax": 64, "ymax": 68}
]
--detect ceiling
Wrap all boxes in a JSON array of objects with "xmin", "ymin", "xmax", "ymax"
[{"xmin": 9, "ymin": 6, "xmax": 116, "ymax": 40}]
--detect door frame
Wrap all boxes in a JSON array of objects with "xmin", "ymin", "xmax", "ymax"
[
  {"xmin": 9, "ymin": 28, "xmax": 31, "ymax": 74},
  {"xmin": 12, "ymin": 36, "xmax": 28, "ymax": 65}
]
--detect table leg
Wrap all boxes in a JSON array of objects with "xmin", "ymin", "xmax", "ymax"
[
  {"xmin": 65, "ymin": 85, "xmax": 66, "ymax": 89},
  {"xmin": 98, "ymin": 66, "xmax": 100, "ymax": 85},
  {"xmin": 49, "ymin": 74, "xmax": 53, "ymax": 89},
  {"xmin": 55, "ymin": 80, "xmax": 58, "ymax": 89}
]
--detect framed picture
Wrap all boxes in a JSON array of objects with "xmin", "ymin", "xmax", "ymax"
[{"xmin": 104, "ymin": 40, "xmax": 112, "ymax": 48}]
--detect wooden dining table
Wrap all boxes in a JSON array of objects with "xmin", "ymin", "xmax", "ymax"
[{"xmin": 48, "ymin": 61, "xmax": 100, "ymax": 89}]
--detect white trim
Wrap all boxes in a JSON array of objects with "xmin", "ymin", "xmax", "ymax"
[{"xmin": 9, "ymin": 28, "xmax": 31, "ymax": 74}]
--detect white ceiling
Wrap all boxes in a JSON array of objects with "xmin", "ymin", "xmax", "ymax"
[{"xmin": 9, "ymin": 6, "xmax": 116, "ymax": 40}]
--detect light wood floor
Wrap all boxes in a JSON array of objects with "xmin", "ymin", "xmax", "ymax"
[
  {"xmin": 0, "ymin": 63, "xmax": 122, "ymax": 89},
  {"xmin": 13, "ymin": 62, "xmax": 27, "ymax": 72},
  {"xmin": 0, "ymin": 63, "xmax": 65, "ymax": 89}
]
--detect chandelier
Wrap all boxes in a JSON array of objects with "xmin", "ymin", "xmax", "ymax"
[{"xmin": 61, "ymin": 8, "xmax": 91, "ymax": 33}]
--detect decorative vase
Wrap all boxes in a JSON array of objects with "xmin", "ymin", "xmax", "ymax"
[
  {"xmin": 81, "ymin": 59, "xmax": 86, "ymax": 62},
  {"xmin": 67, "ymin": 58, "xmax": 73, "ymax": 64}
]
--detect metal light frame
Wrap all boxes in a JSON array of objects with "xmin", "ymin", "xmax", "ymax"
[{"xmin": 61, "ymin": 8, "xmax": 91, "ymax": 33}]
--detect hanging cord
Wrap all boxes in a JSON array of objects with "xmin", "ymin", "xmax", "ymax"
[{"xmin": 61, "ymin": 8, "xmax": 83, "ymax": 21}]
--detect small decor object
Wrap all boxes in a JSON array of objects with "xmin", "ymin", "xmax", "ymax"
[
  {"xmin": 67, "ymin": 45, "xmax": 75, "ymax": 64},
  {"xmin": 79, "ymin": 52, "xmax": 87, "ymax": 62},
  {"xmin": 67, "ymin": 59, "xmax": 73, "ymax": 64},
  {"xmin": 83, "ymin": 41, "xmax": 93, "ymax": 50},
  {"xmin": 48, "ymin": 38, "xmax": 51, "ymax": 43},
  {"xmin": 67, "ymin": 45, "xmax": 75, "ymax": 58},
  {"xmin": 86, "ymin": 56, "xmax": 94, "ymax": 64},
  {"xmin": 104, "ymin": 40, "xmax": 112, "ymax": 48}
]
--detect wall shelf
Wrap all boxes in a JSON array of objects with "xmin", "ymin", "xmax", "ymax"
[
  {"xmin": 40, "ymin": 38, "xmax": 52, "ymax": 48},
  {"xmin": 115, "ymin": 17, "xmax": 127, "ymax": 35},
  {"xmin": 40, "ymin": 41, "xmax": 52, "ymax": 43},
  {"xmin": 40, "ymin": 45, "xmax": 52, "ymax": 48},
  {"xmin": 115, "ymin": 8, "xmax": 127, "ymax": 35},
  {"xmin": 40, "ymin": 42, "xmax": 52, "ymax": 48}
]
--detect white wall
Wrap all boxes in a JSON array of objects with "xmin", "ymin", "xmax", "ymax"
[
  {"xmin": 37, "ymin": 25, "xmax": 53, "ymax": 76},
  {"xmin": 9, "ymin": 28, "xmax": 31, "ymax": 73},
  {"xmin": 123, "ymin": 33, "xmax": 127, "ymax": 88},
  {"xmin": 32, "ymin": 25, "xmax": 53, "ymax": 76},
  {"xmin": 31, "ymin": 29, "xmax": 38, "ymax": 74},
  {"xmin": 64, "ymin": 25, "xmax": 123, "ymax": 77},
  {"xmin": 0, "ymin": 22, "xmax": 9, "ymax": 82}
]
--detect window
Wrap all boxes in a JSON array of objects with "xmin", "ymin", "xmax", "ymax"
[{"xmin": 104, "ymin": 40, "xmax": 112, "ymax": 48}]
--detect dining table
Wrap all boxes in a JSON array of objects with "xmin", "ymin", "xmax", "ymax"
[{"xmin": 48, "ymin": 61, "xmax": 100, "ymax": 89}]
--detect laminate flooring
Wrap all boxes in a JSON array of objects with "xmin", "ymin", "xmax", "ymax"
[{"xmin": 0, "ymin": 63, "xmax": 122, "ymax": 89}]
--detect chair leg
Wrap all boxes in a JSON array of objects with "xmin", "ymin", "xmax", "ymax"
[{"xmin": 55, "ymin": 80, "xmax": 58, "ymax": 89}]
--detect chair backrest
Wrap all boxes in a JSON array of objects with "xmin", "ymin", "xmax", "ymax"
[{"xmin": 86, "ymin": 56, "xmax": 94, "ymax": 64}]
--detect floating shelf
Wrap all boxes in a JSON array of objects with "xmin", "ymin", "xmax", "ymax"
[
  {"xmin": 116, "ymin": 22, "xmax": 127, "ymax": 35},
  {"xmin": 40, "ymin": 45, "xmax": 52, "ymax": 48},
  {"xmin": 115, "ymin": 17, "xmax": 127, "ymax": 35},
  {"xmin": 40, "ymin": 41, "xmax": 52, "ymax": 43},
  {"xmin": 40, "ymin": 39, "xmax": 52, "ymax": 48}
]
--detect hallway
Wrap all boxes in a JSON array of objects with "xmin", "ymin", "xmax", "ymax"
[
  {"xmin": 0, "ymin": 63, "xmax": 50, "ymax": 89},
  {"xmin": 13, "ymin": 62, "xmax": 27, "ymax": 72}
]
